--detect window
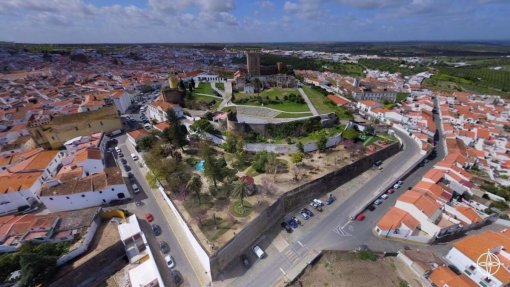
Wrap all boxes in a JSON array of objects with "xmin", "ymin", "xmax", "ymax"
[
  {"xmin": 49, "ymin": 197, "xmax": 53, "ymax": 200},
  {"xmin": 81, "ymin": 194, "xmax": 85, "ymax": 197},
  {"xmin": 102, "ymin": 199, "xmax": 106, "ymax": 203},
  {"xmin": 99, "ymin": 191, "xmax": 102, "ymax": 194},
  {"xmin": 111, "ymin": 188, "xmax": 114, "ymax": 191},
  {"xmin": 66, "ymin": 197, "xmax": 69, "ymax": 199},
  {"xmin": 100, "ymin": 121, "xmax": 103, "ymax": 126},
  {"xmin": 117, "ymin": 193, "xmax": 125, "ymax": 199}
]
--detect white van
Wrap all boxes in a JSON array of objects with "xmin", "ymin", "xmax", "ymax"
[
  {"xmin": 131, "ymin": 153, "xmax": 139, "ymax": 161},
  {"xmin": 132, "ymin": 184, "xmax": 140, "ymax": 194},
  {"xmin": 252, "ymin": 245, "xmax": 265, "ymax": 259}
]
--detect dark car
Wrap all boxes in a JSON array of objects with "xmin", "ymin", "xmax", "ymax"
[
  {"xmin": 241, "ymin": 254, "xmax": 251, "ymax": 269},
  {"xmin": 281, "ymin": 222, "xmax": 292, "ymax": 233},
  {"xmin": 374, "ymin": 160, "xmax": 383, "ymax": 166},
  {"xmin": 367, "ymin": 204, "xmax": 376, "ymax": 211},
  {"xmin": 171, "ymin": 270, "xmax": 183, "ymax": 285},
  {"xmin": 287, "ymin": 217, "xmax": 299, "ymax": 229},
  {"xmin": 152, "ymin": 224, "xmax": 161, "ymax": 236},
  {"xmin": 159, "ymin": 241, "xmax": 170, "ymax": 254},
  {"xmin": 302, "ymin": 208, "xmax": 314, "ymax": 217},
  {"xmin": 326, "ymin": 194, "xmax": 336, "ymax": 205}
]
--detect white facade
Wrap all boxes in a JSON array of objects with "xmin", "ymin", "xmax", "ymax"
[
  {"xmin": 0, "ymin": 151, "xmax": 65, "ymax": 215},
  {"xmin": 147, "ymin": 103, "xmax": 184, "ymax": 123},
  {"xmin": 445, "ymin": 247, "xmax": 504, "ymax": 287},
  {"xmin": 112, "ymin": 91, "xmax": 132, "ymax": 114},
  {"xmin": 40, "ymin": 183, "xmax": 130, "ymax": 212}
]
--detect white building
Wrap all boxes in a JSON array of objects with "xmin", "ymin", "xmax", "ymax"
[
  {"xmin": 0, "ymin": 150, "xmax": 65, "ymax": 215},
  {"xmin": 110, "ymin": 90, "xmax": 132, "ymax": 114},
  {"xmin": 40, "ymin": 167, "xmax": 130, "ymax": 212},
  {"xmin": 147, "ymin": 101, "xmax": 184, "ymax": 123},
  {"xmin": 118, "ymin": 214, "xmax": 164, "ymax": 287},
  {"xmin": 445, "ymin": 230, "xmax": 510, "ymax": 287}
]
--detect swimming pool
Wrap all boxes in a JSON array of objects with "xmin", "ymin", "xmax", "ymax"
[{"xmin": 195, "ymin": 160, "xmax": 205, "ymax": 172}]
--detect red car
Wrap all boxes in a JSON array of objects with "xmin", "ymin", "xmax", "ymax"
[
  {"xmin": 387, "ymin": 189, "xmax": 395, "ymax": 194},
  {"xmin": 356, "ymin": 214, "xmax": 366, "ymax": 221},
  {"xmin": 145, "ymin": 212, "xmax": 154, "ymax": 222}
]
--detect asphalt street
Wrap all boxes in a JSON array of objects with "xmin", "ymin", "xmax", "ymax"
[
  {"xmin": 219, "ymin": 110, "xmax": 447, "ymax": 287},
  {"xmin": 109, "ymin": 95, "xmax": 201, "ymax": 287}
]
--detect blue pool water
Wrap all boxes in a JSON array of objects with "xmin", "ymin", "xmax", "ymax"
[{"xmin": 195, "ymin": 160, "xmax": 205, "ymax": 172}]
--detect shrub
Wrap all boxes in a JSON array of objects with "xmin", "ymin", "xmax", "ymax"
[{"xmin": 357, "ymin": 250, "xmax": 378, "ymax": 261}]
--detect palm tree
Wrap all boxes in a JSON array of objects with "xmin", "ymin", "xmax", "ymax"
[
  {"xmin": 231, "ymin": 177, "xmax": 249, "ymax": 210},
  {"xmin": 186, "ymin": 175, "xmax": 203, "ymax": 204}
]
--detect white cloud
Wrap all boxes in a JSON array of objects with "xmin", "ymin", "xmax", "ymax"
[{"xmin": 259, "ymin": 0, "xmax": 276, "ymax": 9}]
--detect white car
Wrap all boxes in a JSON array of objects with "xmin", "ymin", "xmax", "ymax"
[
  {"xmin": 252, "ymin": 245, "xmax": 265, "ymax": 259},
  {"xmin": 131, "ymin": 153, "xmax": 139, "ymax": 161},
  {"xmin": 114, "ymin": 146, "xmax": 121, "ymax": 153},
  {"xmin": 313, "ymin": 199, "xmax": 324, "ymax": 206},
  {"xmin": 381, "ymin": 194, "xmax": 389, "ymax": 200},
  {"xmin": 165, "ymin": 255, "xmax": 175, "ymax": 269}
]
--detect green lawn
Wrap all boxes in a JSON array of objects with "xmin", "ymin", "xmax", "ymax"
[
  {"xmin": 244, "ymin": 101, "xmax": 310, "ymax": 112},
  {"xmin": 301, "ymin": 86, "xmax": 334, "ymax": 114},
  {"xmin": 275, "ymin": 112, "xmax": 313, "ymax": 118},
  {"xmin": 274, "ymin": 125, "xmax": 345, "ymax": 144},
  {"xmin": 194, "ymin": 82, "xmax": 214, "ymax": 95},
  {"xmin": 235, "ymin": 88, "xmax": 299, "ymax": 100},
  {"xmin": 235, "ymin": 88, "xmax": 310, "ymax": 112},
  {"xmin": 215, "ymin": 82, "xmax": 224, "ymax": 91}
]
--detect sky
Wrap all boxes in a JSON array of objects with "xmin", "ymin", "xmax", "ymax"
[{"xmin": 0, "ymin": 0, "xmax": 509, "ymax": 43}]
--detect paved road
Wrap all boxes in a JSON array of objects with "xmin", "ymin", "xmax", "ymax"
[
  {"xmin": 112, "ymin": 112, "xmax": 201, "ymax": 286},
  {"xmin": 216, "ymin": 128, "xmax": 424, "ymax": 287},
  {"xmin": 298, "ymin": 87, "xmax": 319, "ymax": 116},
  {"xmin": 217, "ymin": 98, "xmax": 448, "ymax": 287}
]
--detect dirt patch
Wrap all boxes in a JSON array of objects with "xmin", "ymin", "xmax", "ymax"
[{"xmin": 290, "ymin": 251, "xmax": 409, "ymax": 287}]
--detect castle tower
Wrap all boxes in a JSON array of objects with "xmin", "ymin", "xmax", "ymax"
[
  {"xmin": 246, "ymin": 51, "xmax": 261, "ymax": 77},
  {"xmin": 168, "ymin": 72, "xmax": 179, "ymax": 89}
]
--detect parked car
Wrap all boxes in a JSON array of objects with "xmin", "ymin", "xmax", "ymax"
[
  {"xmin": 152, "ymin": 224, "xmax": 161, "ymax": 236},
  {"xmin": 131, "ymin": 153, "xmax": 139, "ymax": 161},
  {"xmin": 367, "ymin": 204, "xmax": 376, "ymax": 211},
  {"xmin": 145, "ymin": 212, "xmax": 154, "ymax": 222},
  {"xmin": 381, "ymin": 194, "xmax": 389, "ymax": 200},
  {"xmin": 252, "ymin": 245, "xmax": 265, "ymax": 259},
  {"xmin": 165, "ymin": 255, "xmax": 175, "ymax": 269},
  {"xmin": 114, "ymin": 146, "xmax": 121, "ymax": 153},
  {"xmin": 386, "ymin": 189, "xmax": 395, "ymax": 194},
  {"xmin": 293, "ymin": 216, "xmax": 302, "ymax": 226},
  {"xmin": 159, "ymin": 241, "xmax": 170, "ymax": 254},
  {"xmin": 281, "ymin": 222, "xmax": 292, "ymax": 233},
  {"xmin": 240, "ymin": 254, "xmax": 251, "ymax": 269},
  {"xmin": 128, "ymin": 172, "xmax": 134, "ymax": 179},
  {"xmin": 374, "ymin": 160, "xmax": 383, "ymax": 166},
  {"xmin": 132, "ymin": 183, "xmax": 140, "ymax": 194},
  {"xmin": 302, "ymin": 208, "xmax": 314, "ymax": 217},
  {"xmin": 313, "ymin": 199, "xmax": 324, "ymax": 206},
  {"xmin": 326, "ymin": 194, "xmax": 336, "ymax": 205},
  {"xmin": 310, "ymin": 201, "xmax": 323, "ymax": 212},
  {"xmin": 396, "ymin": 180, "xmax": 404, "ymax": 186},
  {"xmin": 135, "ymin": 201, "xmax": 143, "ymax": 207},
  {"xmin": 374, "ymin": 199, "xmax": 383, "ymax": 205},
  {"xmin": 171, "ymin": 270, "xmax": 183, "ymax": 285},
  {"xmin": 356, "ymin": 214, "xmax": 366, "ymax": 221},
  {"xmin": 299, "ymin": 210, "xmax": 310, "ymax": 220},
  {"xmin": 287, "ymin": 217, "xmax": 299, "ymax": 229}
]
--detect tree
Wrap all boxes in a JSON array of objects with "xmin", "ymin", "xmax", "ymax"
[
  {"xmin": 265, "ymin": 152, "xmax": 278, "ymax": 175},
  {"xmin": 190, "ymin": 119, "xmax": 215, "ymax": 134},
  {"xmin": 178, "ymin": 79, "xmax": 186, "ymax": 91},
  {"xmin": 231, "ymin": 178, "xmax": 249, "ymax": 209},
  {"xmin": 224, "ymin": 131, "xmax": 237, "ymax": 153},
  {"xmin": 186, "ymin": 175, "xmax": 203, "ymax": 204},
  {"xmin": 165, "ymin": 109, "xmax": 180, "ymax": 126},
  {"xmin": 291, "ymin": 152, "xmax": 304, "ymax": 164},
  {"xmin": 199, "ymin": 141, "xmax": 221, "ymax": 188},
  {"xmin": 188, "ymin": 81, "xmax": 194, "ymax": 93},
  {"xmin": 296, "ymin": 141, "xmax": 304, "ymax": 153},
  {"xmin": 163, "ymin": 124, "xmax": 188, "ymax": 152},
  {"xmin": 317, "ymin": 132, "xmax": 328, "ymax": 151},
  {"xmin": 136, "ymin": 135, "xmax": 155, "ymax": 151},
  {"xmin": 19, "ymin": 253, "xmax": 58, "ymax": 287},
  {"xmin": 342, "ymin": 127, "xmax": 359, "ymax": 140}
]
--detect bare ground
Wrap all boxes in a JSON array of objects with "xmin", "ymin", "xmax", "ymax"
[{"xmin": 289, "ymin": 251, "xmax": 410, "ymax": 287}]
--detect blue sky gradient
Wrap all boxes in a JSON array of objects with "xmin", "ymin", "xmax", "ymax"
[{"xmin": 0, "ymin": 0, "xmax": 508, "ymax": 43}]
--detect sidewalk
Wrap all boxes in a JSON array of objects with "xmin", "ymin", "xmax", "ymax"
[
  {"xmin": 125, "ymin": 144, "xmax": 211, "ymax": 287},
  {"xmin": 298, "ymin": 87, "xmax": 319, "ymax": 116}
]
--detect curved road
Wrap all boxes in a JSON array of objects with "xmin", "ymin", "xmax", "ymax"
[{"xmin": 219, "ymin": 127, "xmax": 430, "ymax": 287}]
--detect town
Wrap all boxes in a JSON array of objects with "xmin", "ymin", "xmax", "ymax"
[{"xmin": 0, "ymin": 41, "xmax": 509, "ymax": 287}]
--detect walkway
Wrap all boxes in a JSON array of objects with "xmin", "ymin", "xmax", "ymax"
[{"xmin": 298, "ymin": 87, "xmax": 319, "ymax": 116}]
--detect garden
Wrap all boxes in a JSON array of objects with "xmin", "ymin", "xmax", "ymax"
[{"xmin": 233, "ymin": 88, "xmax": 310, "ymax": 113}]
